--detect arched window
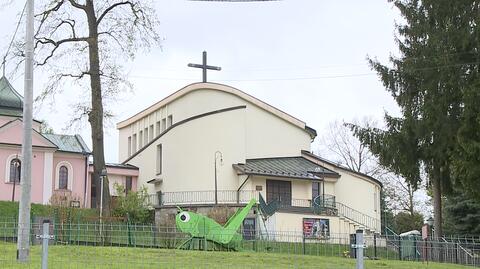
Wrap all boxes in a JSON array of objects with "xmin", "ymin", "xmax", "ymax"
[
  {"xmin": 9, "ymin": 158, "xmax": 21, "ymax": 183},
  {"xmin": 59, "ymin": 166, "xmax": 68, "ymax": 190}
]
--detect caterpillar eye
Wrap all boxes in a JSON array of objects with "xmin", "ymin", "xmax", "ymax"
[{"xmin": 179, "ymin": 212, "xmax": 190, "ymax": 223}]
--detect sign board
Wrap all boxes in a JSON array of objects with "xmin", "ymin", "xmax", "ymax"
[
  {"xmin": 422, "ymin": 224, "xmax": 429, "ymax": 240},
  {"xmin": 70, "ymin": 200, "xmax": 81, "ymax": 208},
  {"xmin": 303, "ymin": 218, "xmax": 330, "ymax": 239}
]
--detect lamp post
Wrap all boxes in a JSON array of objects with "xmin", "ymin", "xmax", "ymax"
[
  {"xmin": 99, "ymin": 168, "xmax": 107, "ymax": 242},
  {"xmin": 214, "ymin": 151, "xmax": 223, "ymax": 205}
]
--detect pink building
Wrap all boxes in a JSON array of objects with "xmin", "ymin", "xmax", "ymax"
[{"xmin": 0, "ymin": 76, "xmax": 138, "ymax": 208}]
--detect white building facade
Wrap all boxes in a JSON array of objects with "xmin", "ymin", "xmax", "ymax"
[{"xmin": 117, "ymin": 82, "xmax": 382, "ymax": 236}]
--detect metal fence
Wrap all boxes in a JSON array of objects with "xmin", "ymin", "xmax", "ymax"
[
  {"xmin": 147, "ymin": 191, "xmax": 381, "ymax": 233},
  {"xmin": 0, "ymin": 220, "xmax": 478, "ymax": 268}
]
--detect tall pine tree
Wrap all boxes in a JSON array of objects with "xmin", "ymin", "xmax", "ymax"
[{"xmin": 349, "ymin": 0, "xmax": 480, "ymax": 238}]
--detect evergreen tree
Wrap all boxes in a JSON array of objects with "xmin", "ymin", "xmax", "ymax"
[
  {"xmin": 444, "ymin": 192, "xmax": 480, "ymax": 235},
  {"xmin": 349, "ymin": 0, "xmax": 480, "ymax": 238}
]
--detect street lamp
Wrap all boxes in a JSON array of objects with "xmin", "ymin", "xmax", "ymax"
[
  {"xmin": 426, "ymin": 216, "xmax": 434, "ymax": 227},
  {"xmin": 426, "ymin": 216, "xmax": 434, "ymax": 239},
  {"xmin": 214, "ymin": 151, "xmax": 223, "ymax": 205},
  {"xmin": 11, "ymin": 156, "xmax": 20, "ymax": 202}
]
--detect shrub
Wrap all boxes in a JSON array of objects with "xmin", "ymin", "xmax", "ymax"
[{"xmin": 112, "ymin": 184, "xmax": 154, "ymax": 224}]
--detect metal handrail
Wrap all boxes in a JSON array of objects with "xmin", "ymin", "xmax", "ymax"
[
  {"xmin": 148, "ymin": 190, "xmax": 260, "ymax": 206},
  {"xmin": 335, "ymin": 201, "xmax": 380, "ymax": 232},
  {"xmin": 147, "ymin": 190, "xmax": 380, "ymax": 232}
]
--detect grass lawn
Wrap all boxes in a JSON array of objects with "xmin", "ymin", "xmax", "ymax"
[{"xmin": 0, "ymin": 242, "xmax": 472, "ymax": 269}]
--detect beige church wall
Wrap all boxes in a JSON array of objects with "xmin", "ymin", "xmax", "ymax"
[
  {"xmin": 118, "ymin": 86, "xmax": 313, "ymax": 162},
  {"xmin": 323, "ymin": 181, "xmax": 336, "ymax": 196},
  {"xmin": 118, "ymin": 88, "xmax": 246, "ymax": 162},
  {"xmin": 329, "ymin": 170, "xmax": 381, "ymax": 231},
  {"xmin": 127, "ymin": 108, "xmax": 246, "ymax": 196},
  {"xmin": 244, "ymin": 104, "xmax": 311, "ymax": 158},
  {"xmin": 303, "ymin": 155, "xmax": 381, "ymax": 231}
]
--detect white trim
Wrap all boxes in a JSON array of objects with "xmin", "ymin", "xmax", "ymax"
[
  {"xmin": 55, "ymin": 161, "xmax": 74, "ymax": 191},
  {"xmin": 43, "ymin": 152, "xmax": 53, "ymax": 204},
  {"xmin": 5, "ymin": 153, "xmax": 21, "ymax": 183}
]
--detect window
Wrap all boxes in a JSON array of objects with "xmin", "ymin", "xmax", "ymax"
[
  {"xmin": 149, "ymin": 125, "xmax": 154, "ymax": 141},
  {"xmin": 144, "ymin": 128, "xmax": 148, "ymax": 144},
  {"xmin": 156, "ymin": 121, "xmax": 161, "ymax": 136},
  {"xmin": 139, "ymin": 130, "xmax": 143, "ymax": 148},
  {"xmin": 9, "ymin": 158, "xmax": 21, "ymax": 183},
  {"xmin": 127, "ymin": 136, "xmax": 132, "ymax": 157},
  {"xmin": 374, "ymin": 191, "xmax": 378, "ymax": 212},
  {"xmin": 59, "ymin": 166, "xmax": 68, "ymax": 189},
  {"xmin": 161, "ymin": 118, "xmax": 166, "ymax": 132},
  {"xmin": 156, "ymin": 144, "xmax": 162, "ymax": 175},
  {"xmin": 266, "ymin": 180, "xmax": 291, "ymax": 207},
  {"xmin": 167, "ymin": 115, "xmax": 173, "ymax": 127},
  {"xmin": 312, "ymin": 182, "xmax": 321, "ymax": 200},
  {"xmin": 55, "ymin": 161, "xmax": 73, "ymax": 191},
  {"xmin": 126, "ymin": 176, "xmax": 132, "ymax": 194},
  {"xmin": 132, "ymin": 134, "xmax": 137, "ymax": 153}
]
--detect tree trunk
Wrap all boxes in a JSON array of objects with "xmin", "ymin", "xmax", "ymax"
[
  {"xmin": 432, "ymin": 173, "xmax": 443, "ymax": 239},
  {"xmin": 407, "ymin": 183, "xmax": 414, "ymax": 216},
  {"xmin": 86, "ymin": 0, "xmax": 110, "ymax": 215}
]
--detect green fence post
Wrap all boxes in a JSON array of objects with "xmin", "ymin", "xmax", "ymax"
[
  {"xmin": 127, "ymin": 214, "xmax": 132, "ymax": 247},
  {"xmin": 303, "ymin": 235, "xmax": 306, "ymax": 255},
  {"xmin": 152, "ymin": 225, "xmax": 157, "ymax": 247},
  {"xmin": 398, "ymin": 239, "xmax": 402, "ymax": 260}
]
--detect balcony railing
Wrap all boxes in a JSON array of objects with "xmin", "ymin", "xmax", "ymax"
[
  {"xmin": 148, "ymin": 190, "xmax": 260, "ymax": 206},
  {"xmin": 148, "ymin": 191, "xmax": 336, "ymax": 211}
]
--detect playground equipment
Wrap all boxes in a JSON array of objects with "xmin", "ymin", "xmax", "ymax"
[{"xmin": 175, "ymin": 198, "xmax": 256, "ymax": 250}]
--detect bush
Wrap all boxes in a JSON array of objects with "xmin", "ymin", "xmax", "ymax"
[
  {"xmin": 112, "ymin": 184, "xmax": 154, "ymax": 224},
  {"xmin": 394, "ymin": 212, "xmax": 424, "ymax": 234},
  {"xmin": 0, "ymin": 198, "xmax": 98, "ymax": 222}
]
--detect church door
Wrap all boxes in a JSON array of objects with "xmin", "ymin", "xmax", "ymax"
[{"xmin": 266, "ymin": 179, "xmax": 291, "ymax": 207}]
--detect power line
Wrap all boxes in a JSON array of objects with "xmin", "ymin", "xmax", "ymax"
[
  {"xmin": 128, "ymin": 61, "xmax": 479, "ymax": 82},
  {"xmin": 1, "ymin": 1, "xmax": 27, "ymax": 77}
]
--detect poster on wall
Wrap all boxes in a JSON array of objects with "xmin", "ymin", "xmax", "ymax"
[{"xmin": 303, "ymin": 218, "xmax": 330, "ymax": 239}]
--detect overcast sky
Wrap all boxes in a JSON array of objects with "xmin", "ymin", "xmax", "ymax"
[{"xmin": 0, "ymin": 0, "xmax": 401, "ymax": 163}]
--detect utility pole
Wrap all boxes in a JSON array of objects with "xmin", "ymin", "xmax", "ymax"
[{"xmin": 17, "ymin": 0, "xmax": 34, "ymax": 262}]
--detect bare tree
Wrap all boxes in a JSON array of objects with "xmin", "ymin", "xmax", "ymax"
[
  {"xmin": 319, "ymin": 119, "xmax": 381, "ymax": 176},
  {"xmin": 15, "ymin": 0, "xmax": 160, "ymax": 214},
  {"xmin": 318, "ymin": 118, "xmax": 420, "ymax": 216}
]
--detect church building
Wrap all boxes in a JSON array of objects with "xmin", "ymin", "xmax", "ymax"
[
  {"xmin": 117, "ymin": 82, "xmax": 382, "ymax": 236},
  {"xmin": 0, "ymin": 76, "xmax": 138, "ymax": 208}
]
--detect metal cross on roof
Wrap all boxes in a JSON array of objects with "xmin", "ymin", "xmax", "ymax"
[{"xmin": 188, "ymin": 51, "xmax": 221, "ymax": 83}]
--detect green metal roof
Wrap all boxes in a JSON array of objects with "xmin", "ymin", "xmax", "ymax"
[
  {"xmin": 42, "ymin": 133, "xmax": 91, "ymax": 154},
  {"xmin": 234, "ymin": 156, "xmax": 340, "ymax": 180},
  {"xmin": 0, "ymin": 76, "xmax": 23, "ymax": 112}
]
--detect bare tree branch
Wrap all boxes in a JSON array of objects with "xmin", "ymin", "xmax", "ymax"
[
  {"xmin": 67, "ymin": 0, "xmax": 87, "ymax": 11},
  {"xmin": 97, "ymin": 1, "xmax": 136, "ymax": 25}
]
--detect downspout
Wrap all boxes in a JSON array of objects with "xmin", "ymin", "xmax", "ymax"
[
  {"xmin": 236, "ymin": 175, "xmax": 251, "ymax": 204},
  {"xmin": 83, "ymin": 153, "xmax": 89, "ymax": 208}
]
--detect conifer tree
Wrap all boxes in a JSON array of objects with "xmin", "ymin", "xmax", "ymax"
[{"xmin": 349, "ymin": 0, "xmax": 480, "ymax": 238}]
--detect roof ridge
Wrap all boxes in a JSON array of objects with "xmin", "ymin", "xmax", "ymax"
[{"xmin": 246, "ymin": 156, "xmax": 304, "ymax": 161}]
